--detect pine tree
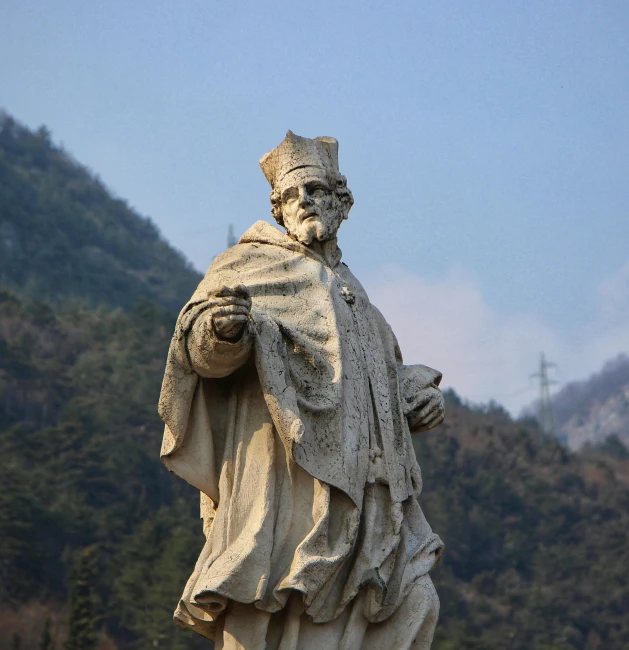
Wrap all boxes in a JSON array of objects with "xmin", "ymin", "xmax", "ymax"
[
  {"xmin": 65, "ymin": 547, "xmax": 97, "ymax": 650},
  {"xmin": 39, "ymin": 616, "xmax": 54, "ymax": 650}
]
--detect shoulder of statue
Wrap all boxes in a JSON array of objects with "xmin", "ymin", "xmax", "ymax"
[
  {"xmin": 193, "ymin": 223, "xmax": 294, "ymax": 293},
  {"xmin": 239, "ymin": 219, "xmax": 286, "ymax": 245},
  {"xmin": 211, "ymin": 221, "xmax": 304, "ymax": 270},
  {"xmin": 206, "ymin": 226, "xmax": 282, "ymax": 269}
]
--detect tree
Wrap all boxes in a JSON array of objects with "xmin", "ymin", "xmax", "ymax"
[
  {"xmin": 65, "ymin": 547, "xmax": 97, "ymax": 650},
  {"xmin": 39, "ymin": 616, "xmax": 54, "ymax": 650}
]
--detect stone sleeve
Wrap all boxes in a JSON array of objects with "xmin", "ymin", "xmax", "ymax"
[{"xmin": 186, "ymin": 309, "xmax": 253, "ymax": 378}]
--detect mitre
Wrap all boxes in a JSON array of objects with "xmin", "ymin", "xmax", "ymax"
[{"xmin": 260, "ymin": 130, "xmax": 340, "ymax": 189}]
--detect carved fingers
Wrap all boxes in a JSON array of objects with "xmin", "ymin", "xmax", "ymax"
[
  {"xmin": 407, "ymin": 387, "xmax": 445, "ymax": 432},
  {"xmin": 208, "ymin": 285, "xmax": 252, "ymax": 341}
]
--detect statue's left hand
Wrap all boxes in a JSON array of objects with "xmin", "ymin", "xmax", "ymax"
[{"xmin": 407, "ymin": 387, "xmax": 445, "ymax": 432}]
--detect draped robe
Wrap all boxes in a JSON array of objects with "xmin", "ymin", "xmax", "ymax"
[{"xmin": 158, "ymin": 220, "xmax": 444, "ymax": 649}]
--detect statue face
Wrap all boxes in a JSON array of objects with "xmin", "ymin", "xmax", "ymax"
[{"xmin": 278, "ymin": 168, "xmax": 344, "ymax": 245}]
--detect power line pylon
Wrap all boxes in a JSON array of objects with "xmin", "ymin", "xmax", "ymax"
[
  {"xmin": 531, "ymin": 352, "xmax": 558, "ymax": 443},
  {"xmin": 227, "ymin": 224, "xmax": 237, "ymax": 248}
]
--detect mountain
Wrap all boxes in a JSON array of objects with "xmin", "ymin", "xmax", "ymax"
[
  {"xmin": 2, "ymin": 113, "xmax": 629, "ymax": 649},
  {"xmin": 551, "ymin": 354, "xmax": 629, "ymax": 450},
  {"xmin": 0, "ymin": 112, "xmax": 201, "ymax": 311}
]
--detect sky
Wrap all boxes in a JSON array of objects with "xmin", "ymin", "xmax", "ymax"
[{"xmin": 2, "ymin": 0, "xmax": 628, "ymax": 413}]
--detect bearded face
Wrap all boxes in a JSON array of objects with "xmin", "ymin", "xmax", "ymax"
[{"xmin": 277, "ymin": 168, "xmax": 346, "ymax": 245}]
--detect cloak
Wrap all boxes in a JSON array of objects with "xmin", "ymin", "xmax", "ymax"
[{"xmin": 158, "ymin": 220, "xmax": 443, "ymax": 643}]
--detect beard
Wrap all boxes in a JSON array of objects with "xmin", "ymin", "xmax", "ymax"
[
  {"xmin": 291, "ymin": 217, "xmax": 327, "ymax": 245},
  {"xmin": 284, "ymin": 209, "xmax": 344, "ymax": 245}
]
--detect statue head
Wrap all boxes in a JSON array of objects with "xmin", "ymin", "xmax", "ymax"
[{"xmin": 260, "ymin": 131, "xmax": 354, "ymax": 245}]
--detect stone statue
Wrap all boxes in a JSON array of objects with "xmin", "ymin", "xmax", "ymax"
[{"xmin": 158, "ymin": 132, "xmax": 445, "ymax": 649}]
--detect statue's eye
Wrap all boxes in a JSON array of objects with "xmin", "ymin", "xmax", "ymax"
[
  {"xmin": 282, "ymin": 189, "xmax": 298, "ymax": 203},
  {"xmin": 311, "ymin": 188, "xmax": 326, "ymax": 198}
]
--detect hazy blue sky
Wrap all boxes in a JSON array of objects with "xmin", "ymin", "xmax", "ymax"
[{"xmin": 2, "ymin": 0, "xmax": 628, "ymax": 411}]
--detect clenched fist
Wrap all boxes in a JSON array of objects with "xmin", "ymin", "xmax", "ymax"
[
  {"xmin": 208, "ymin": 285, "xmax": 252, "ymax": 341},
  {"xmin": 407, "ymin": 387, "xmax": 445, "ymax": 432}
]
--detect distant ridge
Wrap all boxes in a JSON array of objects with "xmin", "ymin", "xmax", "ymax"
[
  {"xmin": 553, "ymin": 353, "xmax": 629, "ymax": 449},
  {"xmin": 0, "ymin": 111, "xmax": 201, "ymax": 311}
]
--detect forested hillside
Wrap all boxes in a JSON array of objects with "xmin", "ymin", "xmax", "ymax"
[
  {"xmin": 0, "ymin": 112, "xmax": 200, "ymax": 311},
  {"xmin": 417, "ymin": 397, "xmax": 629, "ymax": 649},
  {"xmin": 0, "ymin": 289, "xmax": 207, "ymax": 649},
  {"xmin": 1, "ymin": 115, "xmax": 628, "ymax": 649}
]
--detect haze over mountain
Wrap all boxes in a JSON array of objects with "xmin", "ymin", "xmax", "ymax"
[
  {"xmin": 552, "ymin": 354, "xmax": 629, "ymax": 450},
  {"xmin": 1, "ymin": 113, "xmax": 628, "ymax": 650}
]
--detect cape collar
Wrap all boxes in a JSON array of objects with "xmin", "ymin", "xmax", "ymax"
[{"xmin": 239, "ymin": 220, "xmax": 343, "ymax": 268}]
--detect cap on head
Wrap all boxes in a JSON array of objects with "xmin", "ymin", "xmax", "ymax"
[{"xmin": 260, "ymin": 130, "xmax": 340, "ymax": 188}]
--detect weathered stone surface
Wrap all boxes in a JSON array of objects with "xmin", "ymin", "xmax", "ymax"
[{"xmin": 159, "ymin": 132, "xmax": 445, "ymax": 649}]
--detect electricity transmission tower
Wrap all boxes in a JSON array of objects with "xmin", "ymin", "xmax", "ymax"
[
  {"xmin": 227, "ymin": 224, "xmax": 237, "ymax": 248},
  {"xmin": 531, "ymin": 353, "xmax": 558, "ymax": 442}
]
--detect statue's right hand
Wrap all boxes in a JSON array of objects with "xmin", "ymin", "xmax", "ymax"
[{"xmin": 208, "ymin": 285, "xmax": 252, "ymax": 341}]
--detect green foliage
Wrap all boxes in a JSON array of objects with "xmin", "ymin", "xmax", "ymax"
[
  {"xmin": 65, "ymin": 548, "xmax": 97, "ymax": 650},
  {"xmin": 0, "ymin": 288, "xmax": 206, "ymax": 648},
  {"xmin": 0, "ymin": 112, "xmax": 200, "ymax": 312},
  {"xmin": 112, "ymin": 508, "xmax": 204, "ymax": 650},
  {"xmin": 39, "ymin": 616, "xmax": 54, "ymax": 650},
  {"xmin": 597, "ymin": 433, "xmax": 629, "ymax": 459},
  {"xmin": 418, "ymin": 396, "xmax": 629, "ymax": 649}
]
